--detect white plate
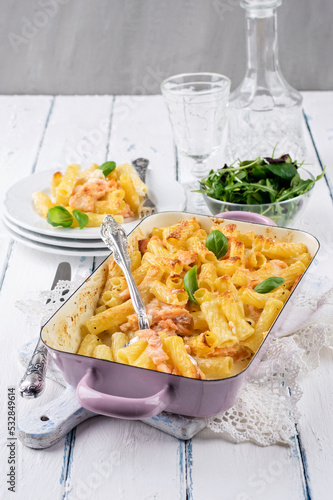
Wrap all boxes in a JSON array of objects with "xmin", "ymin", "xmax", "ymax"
[
  {"xmin": 2, "ymin": 215, "xmax": 107, "ymax": 249},
  {"xmin": 3, "ymin": 169, "xmax": 186, "ymax": 240},
  {"xmin": 4, "ymin": 223, "xmax": 111, "ymax": 257}
]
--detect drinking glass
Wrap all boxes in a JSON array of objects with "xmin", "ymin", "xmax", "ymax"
[{"xmin": 161, "ymin": 73, "xmax": 230, "ymax": 178}]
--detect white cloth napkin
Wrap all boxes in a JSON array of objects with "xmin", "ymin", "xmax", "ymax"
[{"xmin": 16, "ymin": 268, "xmax": 333, "ymax": 446}]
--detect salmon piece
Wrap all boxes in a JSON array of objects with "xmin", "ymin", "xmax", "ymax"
[
  {"xmin": 69, "ymin": 178, "xmax": 111, "ymax": 212},
  {"xmin": 146, "ymin": 299, "xmax": 193, "ymax": 335},
  {"xmin": 211, "ymin": 345, "xmax": 251, "ymax": 362},
  {"xmin": 119, "ymin": 314, "xmax": 139, "ymax": 332},
  {"xmin": 177, "ymin": 250, "xmax": 197, "ymax": 266},
  {"xmin": 153, "ymin": 319, "xmax": 178, "ymax": 335},
  {"xmin": 138, "ymin": 238, "xmax": 149, "ymax": 254},
  {"xmin": 245, "ymin": 304, "xmax": 261, "ymax": 323},
  {"xmin": 270, "ymin": 260, "xmax": 288, "ymax": 271},
  {"xmin": 136, "ymin": 329, "xmax": 168, "ymax": 366},
  {"xmin": 121, "ymin": 204, "xmax": 134, "ymax": 218},
  {"xmin": 146, "ymin": 299, "xmax": 192, "ymax": 322},
  {"xmin": 120, "ymin": 299, "xmax": 193, "ymax": 337}
]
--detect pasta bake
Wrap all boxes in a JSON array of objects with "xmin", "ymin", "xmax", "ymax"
[
  {"xmin": 75, "ymin": 217, "xmax": 311, "ymax": 380},
  {"xmin": 32, "ymin": 162, "xmax": 147, "ymax": 228}
]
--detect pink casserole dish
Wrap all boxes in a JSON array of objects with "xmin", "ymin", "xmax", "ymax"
[{"xmin": 40, "ymin": 212, "xmax": 319, "ymax": 420}]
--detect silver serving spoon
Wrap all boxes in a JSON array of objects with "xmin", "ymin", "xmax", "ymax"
[
  {"xmin": 100, "ymin": 216, "xmax": 198, "ymax": 366},
  {"xmin": 100, "ymin": 215, "xmax": 150, "ymax": 334}
]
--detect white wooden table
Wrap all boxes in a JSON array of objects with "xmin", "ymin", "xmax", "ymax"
[{"xmin": 0, "ymin": 92, "xmax": 332, "ymax": 500}]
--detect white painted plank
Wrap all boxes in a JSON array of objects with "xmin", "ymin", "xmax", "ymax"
[
  {"xmin": 296, "ymin": 349, "xmax": 333, "ymax": 500},
  {"xmin": 187, "ymin": 433, "xmax": 306, "ymax": 500},
  {"xmin": 108, "ymin": 95, "xmax": 176, "ymax": 177},
  {"xmin": 0, "ymin": 95, "xmax": 114, "ymax": 500},
  {"xmin": 33, "ymin": 95, "xmax": 114, "ymax": 172},
  {"xmin": 0, "ymin": 95, "xmax": 53, "ymax": 187},
  {"xmin": 66, "ymin": 95, "xmax": 185, "ymax": 500},
  {"xmin": 0, "ymin": 96, "xmax": 53, "ymax": 273},
  {"xmin": 67, "ymin": 417, "xmax": 185, "ymax": 500},
  {"xmin": 302, "ymin": 91, "xmax": 333, "ymax": 194},
  {"xmin": 294, "ymin": 93, "xmax": 333, "ymax": 500}
]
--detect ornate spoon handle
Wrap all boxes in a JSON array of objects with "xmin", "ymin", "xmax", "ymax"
[
  {"xmin": 19, "ymin": 262, "xmax": 71, "ymax": 399},
  {"xmin": 18, "ymin": 342, "xmax": 48, "ymax": 399},
  {"xmin": 100, "ymin": 215, "xmax": 150, "ymax": 329}
]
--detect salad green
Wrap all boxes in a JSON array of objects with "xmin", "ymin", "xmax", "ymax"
[{"xmin": 197, "ymin": 154, "xmax": 325, "ymax": 205}]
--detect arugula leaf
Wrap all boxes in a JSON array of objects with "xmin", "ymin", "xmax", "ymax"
[
  {"xmin": 206, "ymin": 230, "xmax": 228, "ymax": 259},
  {"xmin": 98, "ymin": 161, "xmax": 116, "ymax": 176},
  {"xmin": 47, "ymin": 206, "xmax": 73, "ymax": 228},
  {"xmin": 196, "ymin": 154, "xmax": 325, "ymax": 210},
  {"xmin": 290, "ymin": 172, "xmax": 301, "ymax": 188},
  {"xmin": 184, "ymin": 265, "xmax": 199, "ymax": 305},
  {"xmin": 254, "ymin": 277, "xmax": 285, "ymax": 293},
  {"xmin": 72, "ymin": 209, "xmax": 89, "ymax": 229},
  {"xmin": 265, "ymin": 162, "xmax": 297, "ymax": 180}
]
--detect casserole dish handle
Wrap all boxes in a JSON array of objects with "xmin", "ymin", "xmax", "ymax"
[
  {"xmin": 216, "ymin": 211, "xmax": 277, "ymax": 226},
  {"xmin": 77, "ymin": 369, "xmax": 172, "ymax": 420}
]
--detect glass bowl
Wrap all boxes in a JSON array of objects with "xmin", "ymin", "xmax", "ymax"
[{"xmin": 201, "ymin": 167, "xmax": 315, "ymax": 227}]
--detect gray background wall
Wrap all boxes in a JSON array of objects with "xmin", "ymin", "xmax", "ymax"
[{"xmin": 1, "ymin": 0, "xmax": 333, "ymax": 95}]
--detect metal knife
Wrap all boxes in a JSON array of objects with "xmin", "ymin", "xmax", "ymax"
[{"xmin": 18, "ymin": 262, "xmax": 71, "ymax": 399}]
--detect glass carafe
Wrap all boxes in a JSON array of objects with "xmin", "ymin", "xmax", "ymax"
[{"xmin": 227, "ymin": 0, "xmax": 306, "ymax": 161}]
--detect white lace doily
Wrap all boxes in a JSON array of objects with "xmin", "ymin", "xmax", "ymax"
[{"xmin": 16, "ymin": 270, "xmax": 333, "ymax": 447}]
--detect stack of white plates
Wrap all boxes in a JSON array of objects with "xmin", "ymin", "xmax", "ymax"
[{"xmin": 2, "ymin": 170, "xmax": 186, "ymax": 256}]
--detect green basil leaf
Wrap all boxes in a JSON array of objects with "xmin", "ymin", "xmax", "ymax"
[
  {"xmin": 98, "ymin": 161, "xmax": 116, "ymax": 176},
  {"xmin": 265, "ymin": 162, "xmax": 297, "ymax": 180},
  {"xmin": 254, "ymin": 277, "xmax": 285, "ymax": 294},
  {"xmin": 47, "ymin": 206, "xmax": 73, "ymax": 228},
  {"xmin": 184, "ymin": 265, "xmax": 199, "ymax": 304},
  {"xmin": 206, "ymin": 230, "xmax": 228, "ymax": 259},
  {"xmin": 72, "ymin": 209, "xmax": 89, "ymax": 229}
]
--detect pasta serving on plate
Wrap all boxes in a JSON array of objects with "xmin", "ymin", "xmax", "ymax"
[
  {"xmin": 76, "ymin": 217, "xmax": 311, "ymax": 380},
  {"xmin": 32, "ymin": 162, "xmax": 147, "ymax": 229}
]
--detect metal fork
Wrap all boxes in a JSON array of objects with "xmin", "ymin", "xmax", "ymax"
[{"xmin": 132, "ymin": 158, "xmax": 157, "ymax": 218}]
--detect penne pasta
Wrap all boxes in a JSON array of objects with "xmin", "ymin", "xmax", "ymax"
[
  {"xmin": 198, "ymin": 263, "xmax": 218, "ymax": 292},
  {"xmin": 32, "ymin": 162, "xmax": 148, "ymax": 229},
  {"xmin": 150, "ymin": 280, "xmax": 188, "ymax": 306},
  {"xmin": 254, "ymin": 298, "xmax": 284, "ymax": 335},
  {"xmin": 32, "ymin": 191, "xmax": 54, "ymax": 218},
  {"xmin": 194, "ymin": 356, "xmax": 234, "ymax": 379},
  {"xmin": 92, "ymin": 344, "xmax": 114, "ymax": 361},
  {"xmin": 162, "ymin": 336, "xmax": 200, "ymax": 378},
  {"xmin": 71, "ymin": 217, "xmax": 312, "ymax": 381}
]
